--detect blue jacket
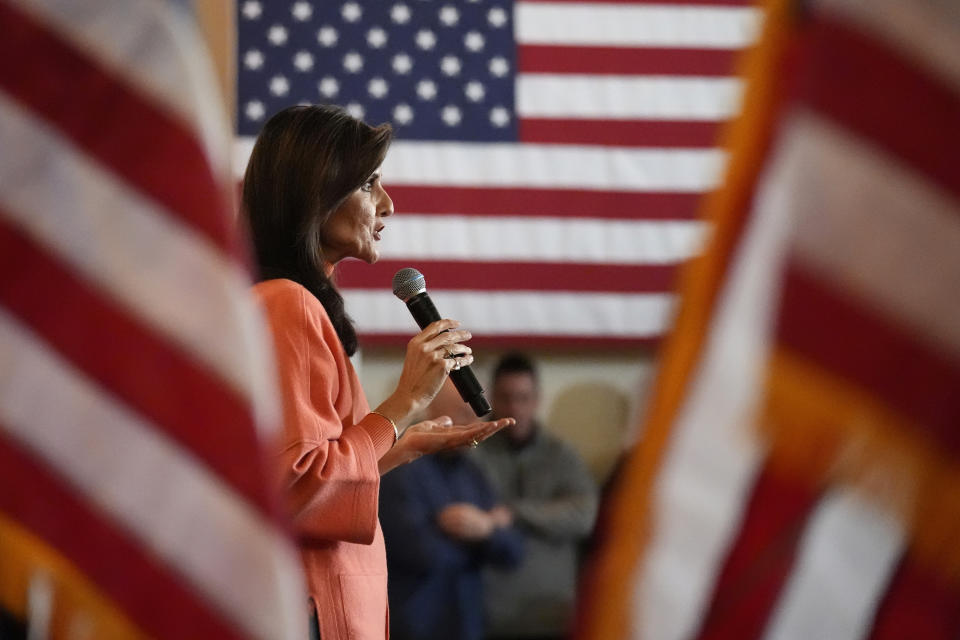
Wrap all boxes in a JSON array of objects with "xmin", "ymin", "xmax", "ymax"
[{"xmin": 380, "ymin": 453, "xmax": 524, "ymax": 640}]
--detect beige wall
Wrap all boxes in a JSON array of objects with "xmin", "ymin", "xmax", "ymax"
[
  {"xmin": 193, "ymin": 0, "xmax": 235, "ymax": 124},
  {"xmin": 353, "ymin": 346, "xmax": 659, "ymax": 484}
]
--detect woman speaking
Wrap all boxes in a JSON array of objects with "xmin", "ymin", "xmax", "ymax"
[{"xmin": 242, "ymin": 105, "xmax": 512, "ymax": 639}]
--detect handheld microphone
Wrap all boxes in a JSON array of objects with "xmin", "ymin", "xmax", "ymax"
[{"xmin": 392, "ymin": 268, "xmax": 492, "ymax": 417}]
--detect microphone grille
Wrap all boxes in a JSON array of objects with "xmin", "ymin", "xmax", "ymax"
[{"xmin": 392, "ymin": 268, "xmax": 426, "ymax": 302}]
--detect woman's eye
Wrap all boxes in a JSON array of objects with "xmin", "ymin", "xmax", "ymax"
[{"xmin": 361, "ymin": 180, "xmax": 374, "ymax": 192}]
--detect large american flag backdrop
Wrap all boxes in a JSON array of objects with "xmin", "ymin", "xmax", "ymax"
[
  {"xmin": 0, "ymin": 1, "xmax": 305, "ymax": 637},
  {"xmin": 236, "ymin": 0, "xmax": 761, "ymax": 347}
]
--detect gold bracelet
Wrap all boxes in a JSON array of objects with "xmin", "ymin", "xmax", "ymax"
[{"xmin": 370, "ymin": 411, "xmax": 400, "ymax": 444}]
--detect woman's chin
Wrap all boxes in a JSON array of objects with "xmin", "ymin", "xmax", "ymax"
[{"xmin": 343, "ymin": 242, "xmax": 380, "ymax": 264}]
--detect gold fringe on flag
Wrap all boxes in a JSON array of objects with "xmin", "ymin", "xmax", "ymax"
[
  {"xmin": 762, "ymin": 348, "xmax": 960, "ymax": 584},
  {"xmin": 0, "ymin": 514, "xmax": 146, "ymax": 640}
]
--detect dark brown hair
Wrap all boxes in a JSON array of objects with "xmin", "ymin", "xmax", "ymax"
[
  {"xmin": 242, "ymin": 104, "xmax": 393, "ymax": 355},
  {"xmin": 493, "ymin": 352, "xmax": 538, "ymax": 386}
]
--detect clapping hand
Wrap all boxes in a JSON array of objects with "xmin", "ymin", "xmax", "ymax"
[{"xmin": 437, "ymin": 503, "xmax": 497, "ymax": 541}]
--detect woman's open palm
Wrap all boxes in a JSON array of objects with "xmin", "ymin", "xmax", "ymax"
[{"xmin": 378, "ymin": 416, "xmax": 514, "ymax": 474}]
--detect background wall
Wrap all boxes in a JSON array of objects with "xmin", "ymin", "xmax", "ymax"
[
  {"xmin": 353, "ymin": 346, "xmax": 660, "ymax": 484},
  {"xmin": 194, "ymin": 0, "xmax": 235, "ymax": 123}
]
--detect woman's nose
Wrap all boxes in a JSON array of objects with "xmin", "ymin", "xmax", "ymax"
[{"xmin": 379, "ymin": 186, "xmax": 394, "ymax": 217}]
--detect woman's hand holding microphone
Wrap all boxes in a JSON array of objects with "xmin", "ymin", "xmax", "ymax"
[{"xmin": 373, "ymin": 318, "xmax": 513, "ymax": 474}]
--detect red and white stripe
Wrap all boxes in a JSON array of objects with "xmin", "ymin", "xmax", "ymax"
[
  {"xmin": 0, "ymin": 310, "xmax": 304, "ymax": 639},
  {"xmin": 631, "ymin": 110, "xmax": 793, "ymax": 638},
  {"xmin": 22, "ymin": 0, "xmax": 233, "ymax": 181},
  {"xmin": 234, "ymin": 0, "xmax": 760, "ymax": 346},
  {"xmin": 763, "ymin": 489, "xmax": 904, "ymax": 640},
  {"xmin": 620, "ymin": 0, "xmax": 960, "ymax": 638},
  {"xmin": 1, "ymin": 0, "xmax": 305, "ymax": 637}
]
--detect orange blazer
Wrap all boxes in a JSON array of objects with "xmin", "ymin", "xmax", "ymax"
[{"xmin": 255, "ymin": 279, "xmax": 396, "ymax": 640}]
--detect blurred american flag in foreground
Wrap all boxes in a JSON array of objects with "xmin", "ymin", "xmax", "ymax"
[
  {"xmin": 0, "ymin": 1, "xmax": 304, "ymax": 637},
  {"xmin": 580, "ymin": 0, "xmax": 960, "ymax": 638},
  {"xmin": 236, "ymin": 0, "xmax": 761, "ymax": 347}
]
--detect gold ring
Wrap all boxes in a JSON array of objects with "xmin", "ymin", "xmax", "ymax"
[{"xmin": 470, "ymin": 439, "xmax": 480, "ymax": 448}]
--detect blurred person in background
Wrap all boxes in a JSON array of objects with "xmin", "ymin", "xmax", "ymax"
[
  {"xmin": 472, "ymin": 353, "xmax": 599, "ymax": 640},
  {"xmin": 242, "ymin": 104, "xmax": 513, "ymax": 640},
  {"xmin": 379, "ymin": 380, "xmax": 524, "ymax": 640}
]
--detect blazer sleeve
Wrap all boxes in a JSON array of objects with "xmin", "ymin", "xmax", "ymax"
[{"xmin": 260, "ymin": 283, "xmax": 396, "ymax": 545}]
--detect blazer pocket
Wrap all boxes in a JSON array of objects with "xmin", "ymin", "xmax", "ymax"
[{"xmin": 337, "ymin": 573, "xmax": 387, "ymax": 640}]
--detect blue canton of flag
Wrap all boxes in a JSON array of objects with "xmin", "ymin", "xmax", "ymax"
[{"xmin": 237, "ymin": 0, "xmax": 517, "ymax": 141}]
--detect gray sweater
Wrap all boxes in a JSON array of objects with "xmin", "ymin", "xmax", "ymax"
[{"xmin": 470, "ymin": 428, "xmax": 599, "ymax": 638}]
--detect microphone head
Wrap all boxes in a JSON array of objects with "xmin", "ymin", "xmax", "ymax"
[{"xmin": 392, "ymin": 267, "xmax": 427, "ymax": 302}]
